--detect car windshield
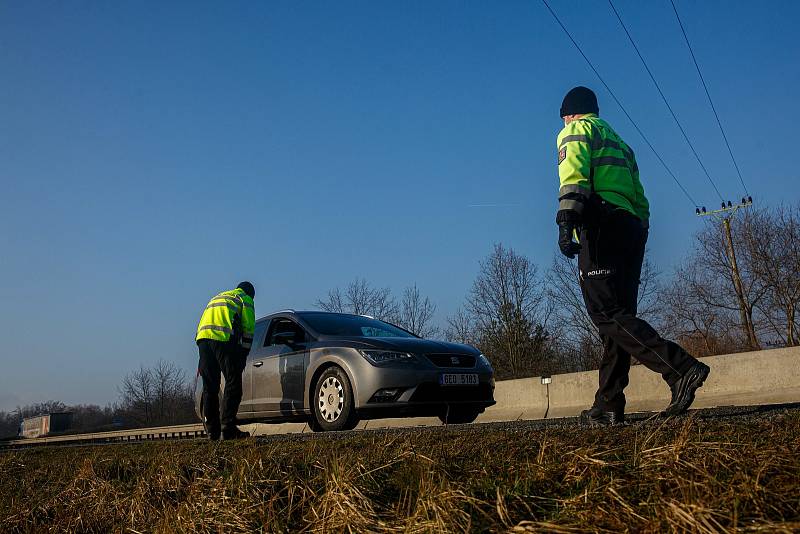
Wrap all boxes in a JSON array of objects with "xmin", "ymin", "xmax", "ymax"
[{"xmin": 299, "ymin": 312, "xmax": 416, "ymax": 338}]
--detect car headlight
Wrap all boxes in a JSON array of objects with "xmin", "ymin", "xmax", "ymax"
[
  {"xmin": 478, "ymin": 353, "xmax": 493, "ymax": 369},
  {"xmin": 359, "ymin": 350, "xmax": 417, "ymax": 365}
]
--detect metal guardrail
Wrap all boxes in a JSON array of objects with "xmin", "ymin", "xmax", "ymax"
[{"xmin": 1, "ymin": 423, "xmax": 206, "ymax": 449}]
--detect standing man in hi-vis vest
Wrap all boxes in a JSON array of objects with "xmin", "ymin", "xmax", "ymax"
[
  {"xmin": 196, "ymin": 281, "xmax": 256, "ymax": 440},
  {"xmin": 555, "ymin": 86, "xmax": 710, "ymax": 426}
]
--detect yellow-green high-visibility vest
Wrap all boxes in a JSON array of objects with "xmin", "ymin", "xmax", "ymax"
[
  {"xmin": 195, "ymin": 288, "xmax": 255, "ymax": 350},
  {"xmin": 556, "ymin": 113, "xmax": 650, "ymax": 224}
]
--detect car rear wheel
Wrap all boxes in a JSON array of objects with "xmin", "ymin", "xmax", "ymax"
[
  {"xmin": 438, "ymin": 405, "xmax": 482, "ymax": 425},
  {"xmin": 311, "ymin": 367, "xmax": 359, "ymax": 432}
]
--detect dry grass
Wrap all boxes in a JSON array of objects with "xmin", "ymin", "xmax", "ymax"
[{"xmin": 1, "ymin": 411, "xmax": 799, "ymax": 533}]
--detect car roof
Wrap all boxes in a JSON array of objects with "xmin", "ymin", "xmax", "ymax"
[
  {"xmin": 255, "ymin": 310, "xmax": 375, "ymax": 323},
  {"xmin": 255, "ymin": 310, "xmax": 420, "ymax": 339}
]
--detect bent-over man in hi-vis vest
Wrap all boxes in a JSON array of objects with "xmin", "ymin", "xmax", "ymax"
[
  {"xmin": 555, "ymin": 86, "xmax": 710, "ymax": 426},
  {"xmin": 196, "ymin": 281, "xmax": 255, "ymax": 440}
]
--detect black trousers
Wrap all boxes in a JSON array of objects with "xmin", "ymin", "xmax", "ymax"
[
  {"xmin": 197, "ymin": 339, "xmax": 246, "ymax": 431},
  {"xmin": 578, "ymin": 207, "xmax": 698, "ymax": 412}
]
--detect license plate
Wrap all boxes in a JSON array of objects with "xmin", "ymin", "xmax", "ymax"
[{"xmin": 439, "ymin": 373, "xmax": 479, "ymax": 386}]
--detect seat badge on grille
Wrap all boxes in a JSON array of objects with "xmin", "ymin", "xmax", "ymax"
[{"xmin": 451, "ymin": 356, "xmax": 460, "ymax": 365}]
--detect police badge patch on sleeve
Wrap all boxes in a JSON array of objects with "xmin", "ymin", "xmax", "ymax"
[{"xmin": 558, "ymin": 146, "xmax": 567, "ymax": 164}]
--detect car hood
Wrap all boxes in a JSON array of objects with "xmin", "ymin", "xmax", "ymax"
[{"xmin": 314, "ymin": 336, "xmax": 479, "ymax": 355}]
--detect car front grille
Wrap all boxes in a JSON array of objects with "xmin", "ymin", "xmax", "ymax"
[
  {"xmin": 409, "ymin": 382, "xmax": 494, "ymax": 403},
  {"xmin": 425, "ymin": 353, "xmax": 476, "ymax": 368}
]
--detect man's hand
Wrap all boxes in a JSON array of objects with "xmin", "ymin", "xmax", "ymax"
[{"xmin": 558, "ymin": 222, "xmax": 582, "ymax": 258}]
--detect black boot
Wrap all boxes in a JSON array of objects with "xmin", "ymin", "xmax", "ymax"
[
  {"xmin": 580, "ymin": 406, "xmax": 625, "ymax": 427},
  {"xmin": 663, "ymin": 361, "xmax": 710, "ymax": 416},
  {"xmin": 222, "ymin": 426, "xmax": 251, "ymax": 440}
]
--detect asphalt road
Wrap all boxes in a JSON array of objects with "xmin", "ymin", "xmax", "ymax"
[
  {"xmin": 3, "ymin": 402, "xmax": 797, "ymax": 451},
  {"xmin": 251, "ymin": 402, "xmax": 800, "ymax": 445}
]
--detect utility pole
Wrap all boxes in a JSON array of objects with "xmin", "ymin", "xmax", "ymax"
[{"xmin": 696, "ymin": 197, "xmax": 759, "ymax": 349}]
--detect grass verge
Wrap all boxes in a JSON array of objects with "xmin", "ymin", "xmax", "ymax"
[{"xmin": 1, "ymin": 411, "xmax": 799, "ymax": 532}]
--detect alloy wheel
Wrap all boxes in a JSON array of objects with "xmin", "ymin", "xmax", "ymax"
[{"xmin": 318, "ymin": 376, "xmax": 345, "ymax": 422}]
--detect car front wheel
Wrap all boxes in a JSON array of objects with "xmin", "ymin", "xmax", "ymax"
[{"xmin": 311, "ymin": 367, "xmax": 359, "ymax": 432}]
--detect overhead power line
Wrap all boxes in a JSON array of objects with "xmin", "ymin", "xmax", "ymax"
[
  {"xmin": 670, "ymin": 0, "xmax": 750, "ymax": 197},
  {"xmin": 539, "ymin": 0, "xmax": 699, "ymax": 208},
  {"xmin": 607, "ymin": 0, "xmax": 725, "ymax": 203}
]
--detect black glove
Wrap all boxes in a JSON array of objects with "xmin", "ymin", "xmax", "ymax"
[{"xmin": 558, "ymin": 222, "xmax": 582, "ymax": 258}]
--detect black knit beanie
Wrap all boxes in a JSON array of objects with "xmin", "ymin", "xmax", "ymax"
[
  {"xmin": 237, "ymin": 281, "xmax": 255, "ymax": 298},
  {"xmin": 560, "ymin": 86, "xmax": 599, "ymax": 118}
]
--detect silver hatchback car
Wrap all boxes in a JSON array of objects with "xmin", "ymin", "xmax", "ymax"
[{"xmin": 196, "ymin": 310, "xmax": 495, "ymax": 431}]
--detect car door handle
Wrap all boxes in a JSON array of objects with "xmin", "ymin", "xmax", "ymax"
[{"xmin": 253, "ymin": 361, "xmax": 263, "ymax": 367}]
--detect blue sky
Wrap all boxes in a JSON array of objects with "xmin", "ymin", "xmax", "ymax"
[{"xmin": 2, "ymin": 1, "xmax": 798, "ymax": 411}]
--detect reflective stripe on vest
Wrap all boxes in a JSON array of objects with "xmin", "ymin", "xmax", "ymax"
[{"xmin": 198, "ymin": 325, "xmax": 233, "ymax": 335}]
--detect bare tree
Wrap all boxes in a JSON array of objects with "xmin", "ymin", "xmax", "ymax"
[
  {"xmin": 546, "ymin": 255, "xmax": 600, "ymax": 352},
  {"xmin": 657, "ymin": 206, "xmax": 800, "ymax": 355},
  {"xmin": 152, "ymin": 360, "xmax": 193, "ymax": 424},
  {"xmin": 317, "ymin": 278, "xmax": 399, "ymax": 321},
  {"xmin": 660, "ymin": 260, "xmax": 745, "ymax": 357},
  {"xmin": 119, "ymin": 360, "xmax": 194, "ymax": 427},
  {"xmin": 444, "ymin": 307, "xmax": 478, "ymax": 346},
  {"xmin": 636, "ymin": 255, "xmax": 663, "ymax": 325},
  {"xmin": 317, "ymin": 287, "xmax": 346, "ymax": 314},
  {"xmin": 0, "ymin": 412, "xmax": 19, "ymax": 438},
  {"xmin": 464, "ymin": 244, "xmax": 552, "ymax": 379},
  {"xmin": 545, "ymin": 255, "xmax": 602, "ymax": 372},
  {"xmin": 695, "ymin": 216, "xmax": 769, "ymax": 349},
  {"xmin": 69, "ymin": 404, "xmax": 119, "ymax": 432},
  {"xmin": 15, "ymin": 400, "xmax": 68, "ymax": 418},
  {"xmin": 656, "ymin": 205, "xmax": 800, "ymax": 354},
  {"xmin": 120, "ymin": 365, "xmax": 155, "ymax": 426},
  {"xmin": 739, "ymin": 205, "xmax": 800, "ymax": 346},
  {"xmin": 397, "ymin": 284, "xmax": 439, "ymax": 338}
]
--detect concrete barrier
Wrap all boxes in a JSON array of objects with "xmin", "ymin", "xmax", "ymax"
[
  {"xmin": 684, "ymin": 347, "xmax": 800, "ymax": 408},
  {"xmin": 481, "ymin": 346, "xmax": 800, "ymax": 421},
  {"xmin": 476, "ymin": 376, "xmax": 550, "ymax": 423}
]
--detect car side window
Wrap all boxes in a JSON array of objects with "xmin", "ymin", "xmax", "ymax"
[
  {"xmin": 252, "ymin": 321, "xmax": 268, "ymax": 350},
  {"xmin": 264, "ymin": 318, "xmax": 307, "ymax": 347}
]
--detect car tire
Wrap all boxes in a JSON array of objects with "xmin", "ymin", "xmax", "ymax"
[
  {"xmin": 311, "ymin": 366, "xmax": 359, "ymax": 432},
  {"xmin": 438, "ymin": 405, "xmax": 482, "ymax": 425}
]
